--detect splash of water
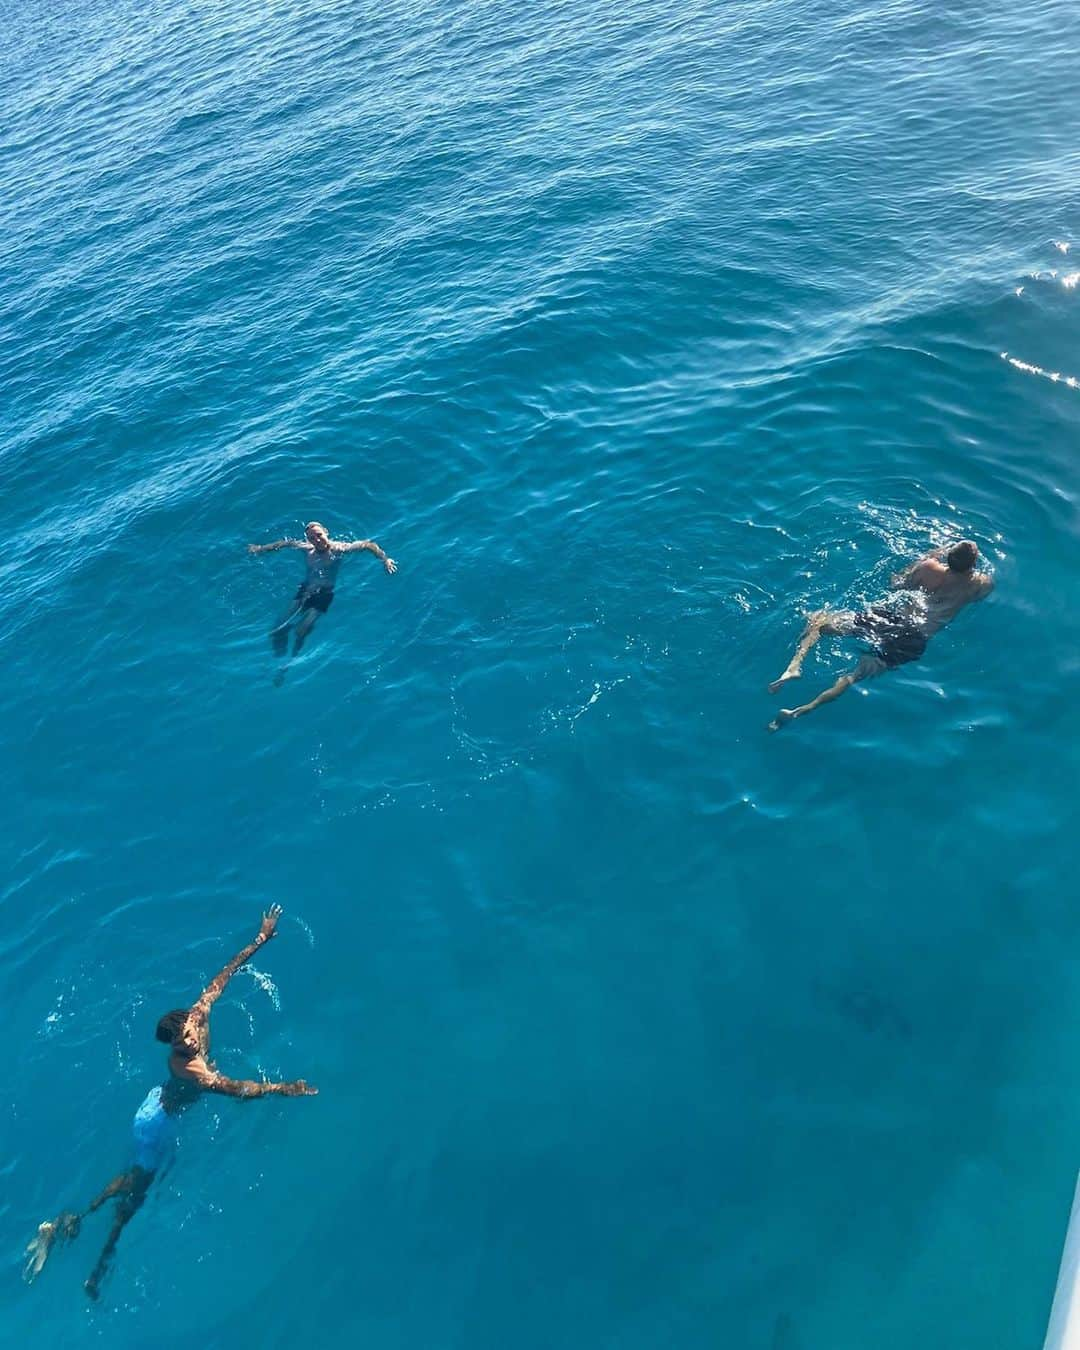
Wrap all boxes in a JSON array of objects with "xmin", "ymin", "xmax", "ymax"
[{"xmin": 240, "ymin": 965, "xmax": 281, "ymax": 1011}]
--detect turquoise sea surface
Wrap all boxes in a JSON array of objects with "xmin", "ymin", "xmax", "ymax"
[{"xmin": 2, "ymin": 1, "xmax": 1079, "ymax": 1345}]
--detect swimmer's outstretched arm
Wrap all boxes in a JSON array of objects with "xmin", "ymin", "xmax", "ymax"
[
  {"xmin": 189, "ymin": 906, "xmax": 283, "ymax": 1025},
  {"xmin": 184, "ymin": 1063, "xmax": 317, "ymax": 1098},
  {"xmin": 182, "ymin": 908, "xmax": 317, "ymax": 1098},
  {"xmin": 248, "ymin": 538, "xmax": 306, "ymax": 554},
  {"xmin": 340, "ymin": 538, "xmax": 397, "ymax": 574}
]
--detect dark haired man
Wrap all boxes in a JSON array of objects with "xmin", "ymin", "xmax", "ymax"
[
  {"xmin": 249, "ymin": 520, "xmax": 397, "ymax": 659},
  {"xmin": 768, "ymin": 540, "xmax": 992, "ymax": 730},
  {"xmin": 24, "ymin": 906, "xmax": 316, "ymax": 1299}
]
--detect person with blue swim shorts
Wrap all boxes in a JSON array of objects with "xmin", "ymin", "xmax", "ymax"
[
  {"xmin": 24, "ymin": 906, "xmax": 317, "ymax": 1300},
  {"xmin": 132, "ymin": 1084, "xmax": 176, "ymax": 1172}
]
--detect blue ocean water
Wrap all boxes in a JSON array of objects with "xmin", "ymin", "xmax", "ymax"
[{"xmin": 2, "ymin": 0, "xmax": 1079, "ymax": 1344}]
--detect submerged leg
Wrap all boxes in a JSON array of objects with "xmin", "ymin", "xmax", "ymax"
[
  {"xmin": 270, "ymin": 599, "xmax": 302, "ymax": 658},
  {"xmin": 769, "ymin": 655, "xmax": 884, "ymax": 731},
  {"xmin": 769, "ymin": 610, "xmax": 849, "ymax": 693},
  {"xmin": 84, "ymin": 1168, "xmax": 153, "ymax": 1301},
  {"xmin": 292, "ymin": 608, "xmax": 319, "ymax": 656},
  {"xmin": 86, "ymin": 1170, "xmax": 138, "ymax": 1214}
]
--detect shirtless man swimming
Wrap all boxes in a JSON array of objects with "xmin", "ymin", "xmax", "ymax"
[
  {"xmin": 24, "ymin": 906, "xmax": 316, "ymax": 1300},
  {"xmin": 768, "ymin": 539, "xmax": 992, "ymax": 731},
  {"xmin": 249, "ymin": 520, "xmax": 397, "ymax": 659}
]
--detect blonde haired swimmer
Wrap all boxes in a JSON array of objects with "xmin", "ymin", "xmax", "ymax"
[
  {"xmin": 24, "ymin": 906, "xmax": 316, "ymax": 1300},
  {"xmin": 249, "ymin": 520, "xmax": 397, "ymax": 673},
  {"xmin": 768, "ymin": 540, "xmax": 993, "ymax": 731}
]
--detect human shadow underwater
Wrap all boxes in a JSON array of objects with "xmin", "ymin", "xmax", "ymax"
[{"xmin": 24, "ymin": 906, "xmax": 316, "ymax": 1300}]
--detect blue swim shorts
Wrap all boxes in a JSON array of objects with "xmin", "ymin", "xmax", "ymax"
[{"xmin": 132, "ymin": 1086, "xmax": 175, "ymax": 1173}]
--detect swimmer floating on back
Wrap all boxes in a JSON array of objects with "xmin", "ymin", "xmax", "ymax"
[
  {"xmin": 249, "ymin": 520, "xmax": 397, "ymax": 666},
  {"xmin": 768, "ymin": 539, "xmax": 993, "ymax": 731},
  {"xmin": 24, "ymin": 906, "xmax": 316, "ymax": 1300}
]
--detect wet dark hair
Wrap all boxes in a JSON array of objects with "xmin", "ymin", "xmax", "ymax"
[
  {"xmin": 947, "ymin": 541, "xmax": 977, "ymax": 573},
  {"xmin": 156, "ymin": 1009, "xmax": 189, "ymax": 1045}
]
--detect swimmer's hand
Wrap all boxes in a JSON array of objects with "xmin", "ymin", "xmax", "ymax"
[
  {"xmin": 275, "ymin": 1079, "xmax": 318, "ymax": 1097},
  {"xmin": 257, "ymin": 904, "xmax": 283, "ymax": 944},
  {"xmin": 248, "ymin": 543, "xmax": 263, "ymax": 554},
  {"xmin": 384, "ymin": 557, "xmax": 398, "ymax": 575}
]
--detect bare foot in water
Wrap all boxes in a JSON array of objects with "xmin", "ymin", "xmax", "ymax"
[
  {"xmin": 23, "ymin": 1222, "xmax": 58, "ymax": 1283},
  {"xmin": 768, "ymin": 709, "xmax": 798, "ymax": 732},
  {"xmin": 23, "ymin": 1212, "xmax": 80, "ymax": 1284},
  {"xmin": 768, "ymin": 670, "xmax": 801, "ymax": 694}
]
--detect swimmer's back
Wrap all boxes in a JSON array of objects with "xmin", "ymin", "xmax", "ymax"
[{"xmin": 901, "ymin": 558, "xmax": 992, "ymax": 635}]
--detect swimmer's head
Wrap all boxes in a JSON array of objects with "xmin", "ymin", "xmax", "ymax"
[
  {"xmin": 946, "ymin": 540, "xmax": 978, "ymax": 573},
  {"xmin": 305, "ymin": 521, "xmax": 330, "ymax": 551},
  {"xmin": 156, "ymin": 1009, "xmax": 196, "ymax": 1058}
]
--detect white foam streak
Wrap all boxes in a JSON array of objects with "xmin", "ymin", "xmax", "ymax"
[
  {"xmin": 570, "ymin": 676, "xmax": 630, "ymax": 726},
  {"xmin": 1023, "ymin": 267, "xmax": 1079, "ymax": 289},
  {"xmin": 1001, "ymin": 352, "xmax": 1080, "ymax": 389}
]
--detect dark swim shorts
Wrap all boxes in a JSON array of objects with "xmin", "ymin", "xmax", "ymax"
[
  {"xmin": 853, "ymin": 606, "xmax": 927, "ymax": 669},
  {"xmin": 297, "ymin": 585, "xmax": 334, "ymax": 614}
]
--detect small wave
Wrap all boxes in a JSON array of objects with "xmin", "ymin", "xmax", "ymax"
[
  {"xmin": 856, "ymin": 500, "xmax": 970, "ymax": 561},
  {"xmin": 39, "ymin": 989, "xmax": 67, "ymax": 1038},
  {"xmin": 1023, "ymin": 267, "xmax": 1080, "ymax": 290},
  {"xmin": 1001, "ymin": 351, "xmax": 1080, "ymax": 390},
  {"xmin": 568, "ymin": 675, "xmax": 631, "ymax": 728}
]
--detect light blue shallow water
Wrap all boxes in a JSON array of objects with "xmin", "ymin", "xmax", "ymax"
[{"xmin": 2, "ymin": 1, "xmax": 1079, "ymax": 1345}]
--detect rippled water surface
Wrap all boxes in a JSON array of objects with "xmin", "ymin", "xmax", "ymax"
[{"xmin": 3, "ymin": 1, "xmax": 1079, "ymax": 1345}]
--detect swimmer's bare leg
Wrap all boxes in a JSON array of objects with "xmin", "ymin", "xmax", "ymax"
[
  {"xmin": 769, "ymin": 610, "xmax": 852, "ymax": 693},
  {"xmin": 770, "ymin": 655, "xmax": 884, "ymax": 731},
  {"xmin": 292, "ymin": 608, "xmax": 319, "ymax": 656},
  {"xmin": 86, "ymin": 1169, "xmax": 138, "ymax": 1214},
  {"xmin": 84, "ymin": 1168, "xmax": 152, "ymax": 1301}
]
